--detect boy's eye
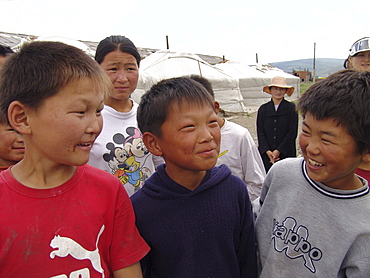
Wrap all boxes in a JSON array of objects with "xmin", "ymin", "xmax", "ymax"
[
  {"xmin": 321, "ymin": 138, "xmax": 332, "ymax": 144},
  {"xmin": 72, "ymin": 111, "xmax": 85, "ymax": 115},
  {"xmin": 301, "ymin": 128, "xmax": 310, "ymax": 135}
]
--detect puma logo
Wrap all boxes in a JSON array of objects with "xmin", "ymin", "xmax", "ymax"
[{"xmin": 50, "ymin": 225, "xmax": 105, "ymax": 276}]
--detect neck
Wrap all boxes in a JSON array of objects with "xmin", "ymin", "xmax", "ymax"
[
  {"xmin": 272, "ymin": 98, "xmax": 283, "ymax": 105},
  {"xmin": 165, "ymin": 166, "xmax": 207, "ymax": 191},
  {"xmin": 358, "ymin": 161, "xmax": 370, "ymax": 170},
  {"xmin": 10, "ymin": 157, "xmax": 77, "ymax": 189},
  {"xmin": 105, "ymin": 98, "xmax": 133, "ymax": 112},
  {"xmin": 217, "ymin": 116, "xmax": 225, "ymax": 128}
]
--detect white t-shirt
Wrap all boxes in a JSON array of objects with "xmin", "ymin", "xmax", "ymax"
[
  {"xmin": 89, "ymin": 102, "xmax": 163, "ymax": 196},
  {"xmin": 216, "ymin": 119, "xmax": 266, "ymax": 201}
]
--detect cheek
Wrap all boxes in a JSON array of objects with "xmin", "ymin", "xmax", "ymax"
[
  {"xmin": 98, "ymin": 117, "xmax": 103, "ymax": 130},
  {"xmin": 129, "ymin": 73, "xmax": 139, "ymax": 85},
  {"xmin": 298, "ymin": 133, "xmax": 307, "ymax": 150},
  {"xmin": 213, "ymin": 129, "xmax": 221, "ymax": 147},
  {"xmin": 106, "ymin": 72, "xmax": 116, "ymax": 83}
]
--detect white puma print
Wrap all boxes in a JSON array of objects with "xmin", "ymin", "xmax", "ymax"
[{"xmin": 50, "ymin": 225, "xmax": 105, "ymax": 276}]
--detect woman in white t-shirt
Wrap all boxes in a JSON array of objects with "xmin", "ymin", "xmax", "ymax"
[{"xmin": 89, "ymin": 35, "xmax": 163, "ymax": 196}]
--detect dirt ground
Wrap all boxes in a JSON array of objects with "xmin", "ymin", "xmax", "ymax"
[{"xmin": 222, "ymin": 111, "xmax": 302, "ymax": 156}]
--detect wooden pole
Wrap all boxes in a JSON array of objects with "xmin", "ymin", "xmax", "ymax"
[{"xmin": 166, "ymin": 35, "xmax": 169, "ymax": 50}]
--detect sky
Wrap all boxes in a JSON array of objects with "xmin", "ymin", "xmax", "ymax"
[{"xmin": 1, "ymin": 0, "xmax": 369, "ymax": 65}]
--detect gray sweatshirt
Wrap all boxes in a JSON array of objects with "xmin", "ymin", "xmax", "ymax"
[{"xmin": 255, "ymin": 157, "xmax": 370, "ymax": 277}]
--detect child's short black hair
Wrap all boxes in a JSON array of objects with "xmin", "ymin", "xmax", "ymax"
[
  {"xmin": 0, "ymin": 41, "xmax": 111, "ymax": 124},
  {"xmin": 0, "ymin": 44, "xmax": 14, "ymax": 57},
  {"xmin": 137, "ymin": 77, "xmax": 214, "ymax": 137},
  {"xmin": 297, "ymin": 69, "xmax": 370, "ymax": 154},
  {"xmin": 188, "ymin": 75, "xmax": 214, "ymax": 98}
]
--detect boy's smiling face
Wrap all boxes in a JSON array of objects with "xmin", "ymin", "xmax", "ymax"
[
  {"xmin": 24, "ymin": 78, "xmax": 105, "ymax": 167},
  {"xmin": 299, "ymin": 112, "xmax": 365, "ymax": 190},
  {"xmin": 155, "ymin": 99, "xmax": 221, "ymax": 182},
  {"xmin": 0, "ymin": 124, "xmax": 25, "ymax": 166}
]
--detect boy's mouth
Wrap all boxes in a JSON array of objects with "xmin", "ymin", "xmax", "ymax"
[
  {"xmin": 78, "ymin": 142, "xmax": 92, "ymax": 147},
  {"xmin": 308, "ymin": 158, "xmax": 323, "ymax": 167}
]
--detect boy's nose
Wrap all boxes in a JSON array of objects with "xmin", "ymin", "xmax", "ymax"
[
  {"xmin": 86, "ymin": 117, "xmax": 102, "ymax": 134},
  {"xmin": 199, "ymin": 127, "xmax": 214, "ymax": 143},
  {"xmin": 305, "ymin": 140, "xmax": 320, "ymax": 155}
]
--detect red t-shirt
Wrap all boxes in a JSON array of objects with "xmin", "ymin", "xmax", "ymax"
[{"xmin": 0, "ymin": 165, "xmax": 149, "ymax": 277}]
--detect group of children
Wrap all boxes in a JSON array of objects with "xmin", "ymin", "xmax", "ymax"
[{"xmin": 0, "ymin": 38, "xmax": 369, "ymax": 277}]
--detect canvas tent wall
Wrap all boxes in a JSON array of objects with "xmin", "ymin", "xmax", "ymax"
[
  {"xmin": 132, "ymin": 50, "xmax": 247, "ymax": 113},
  {"xmin": 215, "ymin": 61, "xmax": 300, "ymax": 112}
]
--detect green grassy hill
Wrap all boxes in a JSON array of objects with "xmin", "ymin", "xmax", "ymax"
[{"xmin": 270, "ymin": 58, "xmax": 344, "ymax": 78}]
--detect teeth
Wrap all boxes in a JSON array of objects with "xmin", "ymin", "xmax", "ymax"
[
  {"xmin": 308, "ymin": 158, "xmax": 323, "ymax": 167},
  {"xmin": 79, "ymin": 143, "xmax": 90, "ymax": 146}
]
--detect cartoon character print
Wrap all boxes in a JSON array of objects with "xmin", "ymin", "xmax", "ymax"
[{"xmin": 103, "ymin": 127, "xmax": 151, "ymax": 192}]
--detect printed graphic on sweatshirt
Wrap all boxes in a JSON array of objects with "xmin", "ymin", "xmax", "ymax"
[
  {"xmin": 50, "ymin": 225, "xmax": 105, "ymax": 278},
  {"xmin": 271, "ymin": 217, "xmax": 322, "ymax": 273},
  {"xmin": 103, "ymin": 127, "xmax": 151, "ymax": 193}
]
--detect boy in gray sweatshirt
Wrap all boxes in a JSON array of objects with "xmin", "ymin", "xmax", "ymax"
[{"xmin": 255, "ymin": 70, "xmax": 370, "ymax": 277}]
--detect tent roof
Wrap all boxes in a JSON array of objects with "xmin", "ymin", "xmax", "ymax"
[{"xmin": 133, "ymin": 51, "xmax": 247, "ymax": 113}]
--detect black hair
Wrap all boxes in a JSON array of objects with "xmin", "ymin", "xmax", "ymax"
[
  {"xmin": 188, "ymin": 74, "xmax": 215, "ymax": 98},
  {"xmin": 95, "ymin": 35, "xmax": 141, "ymax": 66},
  {"xmin": 0, "ymin": 44, "xmax": 14, "ymax": 57},
  {"xmin": 297, "ymin": 69, "xmax": 370, "ymax": 154},
  {"xmin": 137, "ymin": 77, "xmax": 214, "ymax": 137},
  {"xmin": 0, "ymin": 41, "xmax": 111, "ymax": 124}
]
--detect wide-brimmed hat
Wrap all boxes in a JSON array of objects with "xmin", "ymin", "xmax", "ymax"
[{"xmin": 263, "ymin": 76, "xmax": 294, "ymax": 97}]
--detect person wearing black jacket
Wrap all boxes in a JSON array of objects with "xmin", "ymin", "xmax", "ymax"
[{"xmin": 257, "ymin": 76, "xmax": 298, "ymax": 172}]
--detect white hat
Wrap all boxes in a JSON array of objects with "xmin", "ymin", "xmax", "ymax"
[{"xmin": 349, "ymin": 37, "xmax": 370, "ymax": 56}]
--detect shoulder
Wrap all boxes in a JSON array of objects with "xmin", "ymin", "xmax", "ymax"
[
  {"xmin": 258, "ymin": 101, "xmax": 271, "ymax": 110},
  {"xmin": 80, "ymin": 164, "xmax": 123, "ymax": 190},
  {"xmin": 267, "ymin": 157, "xmax": 303, "ymax": 178},
  {"xmin": 222, "ymin": 120, "xmax": 250, "ymax": 136},
  {"xmin": 212, "ymin": 164, "xmax": 248, "ymax": 190},
  {"xmin": 282, "ymin": 99, "xmax": 297, "ymax": 109},
  {"xmin": 271, "ymin": 156, "xmax": 302, "ymax": 168}
]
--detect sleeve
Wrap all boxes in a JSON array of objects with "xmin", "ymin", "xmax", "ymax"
[
  {"xmin": 257, "ymin": 164, "xmax": 275, "ymax": 208},
  {"xmin": 276, "ymin": 102, "xmax": 298, "ymax": 155},
  {"xmin": 256, "ymin": 105, "xmax": 270, "ymax": 154},
  {"xmin": 110, "ymin": 183, "xmax": 150, "ymax": 271},
  {"xmin": 240, "ymin": 129, "xmax": 266, "ymax": 201}
]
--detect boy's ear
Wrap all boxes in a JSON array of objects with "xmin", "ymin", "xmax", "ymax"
[
  {"xmin": 7, "ymin": 101, "xmax": 32, "ymax": 135},
  {"xmin": 142, "ymin": 132, "xmax": 163, "ymax": 157},
  {"xmin": 213, "ymin": 101, "xmax": 220, "ymax": 114},
  {"xmin": 362, "ymin": 151, "xmax": 370, "ymax": 163}
]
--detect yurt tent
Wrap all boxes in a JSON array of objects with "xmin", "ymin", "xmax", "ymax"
[
  {"xmin": 132, "ymin": 51, "xmax": 247, "ymax": 113},
  {"xmin": 215, "ymin": 61, "xmax": 300, "ymax": 112},
  {"xmin": 12, "ymin": 36, "xmax": 96, "ymax": 57}
]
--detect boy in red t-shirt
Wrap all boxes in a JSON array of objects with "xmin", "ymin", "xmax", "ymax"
[{"xmin": 0, "ymin": 41, "xmax": 149, "ymax": 277}]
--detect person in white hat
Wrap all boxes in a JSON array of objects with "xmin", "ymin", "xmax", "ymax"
[
  {"xmin": 344, "ymin": 37, "xmax": 370, "ymax": 183},
  {"xmin": 256, "ymin": 76, "xmax": 298, "ymax": 172},
  {"xmin": 344, "ymin": 37, "xmax": 370, "ymax": 72}
]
